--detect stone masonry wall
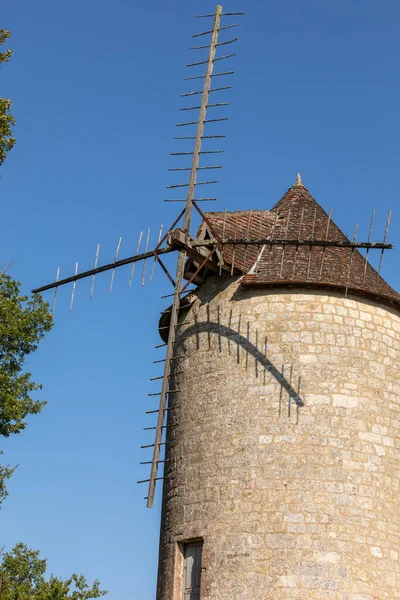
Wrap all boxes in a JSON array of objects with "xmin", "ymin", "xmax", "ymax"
[{"xmin": 157, "ymin": 276, "xmax": 400, "ymax": 600}]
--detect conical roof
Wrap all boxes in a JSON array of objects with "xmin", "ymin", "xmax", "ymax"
[{"xmin": 202, "ymin": 178, "xmax": 400, "ymax": 310}]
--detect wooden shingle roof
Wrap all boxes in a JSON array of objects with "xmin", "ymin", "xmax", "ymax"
[{"xmin": 203, "ymin": 179, "xmax": 400, "ymax": 310}]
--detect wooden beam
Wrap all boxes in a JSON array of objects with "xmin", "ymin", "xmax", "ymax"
[
  {"xmin": 167, "ymin": 229, "xmax": 221, "ymax": 272},
  {"xmin": 192, "ymin": 238, "xmax": 394, "ymax": 250},
  {"xmin": 146, "ymin": 5, "xmax": 224, "ymax": 509}
]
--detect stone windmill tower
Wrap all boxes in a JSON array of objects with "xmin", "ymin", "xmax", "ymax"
[
  {"xmin": 31, "ymin": 5, "xmax": 399, "ymax": 599},
  {"xmin": 156, "ymin": 177, "xmax": 400, "ymax": 599}
]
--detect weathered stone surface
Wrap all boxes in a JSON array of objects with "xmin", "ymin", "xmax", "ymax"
[{"xmin": 156, "ymin": 278, "xmax": 400, "ymax": 599}]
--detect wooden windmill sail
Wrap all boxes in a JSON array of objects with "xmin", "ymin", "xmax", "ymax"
[{"xmin": 33, "ymin": 5, "xmax": 395, "ymax": 512}]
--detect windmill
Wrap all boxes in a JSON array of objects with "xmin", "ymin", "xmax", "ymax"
[{"xmin": 33, "ymin": 6, "xmax": 399, "ymax": 598}]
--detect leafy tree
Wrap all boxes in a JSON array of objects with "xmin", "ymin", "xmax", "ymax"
[
  {"xmin": 0, "ymin": 543, "xmax": 107, "ymax": 599},
  {"xmin": 0, "ymin": 29, "xmax": 15, "ymax": 166},
  {"xmin": 0, "ymin": 273, "xmax": 53, "ymax": 503},
  {"xmin": 0, "ymin": 30, "xmax": 52, "ymax": 503}
]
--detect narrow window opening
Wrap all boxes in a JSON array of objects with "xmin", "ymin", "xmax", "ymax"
[{"xmin": 182, "ymin": 540, "xmax": 203, "ymax": 600}]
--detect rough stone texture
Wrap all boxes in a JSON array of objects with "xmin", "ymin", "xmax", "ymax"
[{"xmin": 156, "ymin": 277, "xmax": 400, "ymax": 600}]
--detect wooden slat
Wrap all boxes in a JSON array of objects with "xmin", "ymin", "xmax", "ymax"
[{"xmin": 146, "ymin": 4, "xmax": 224, "ymax": 509}]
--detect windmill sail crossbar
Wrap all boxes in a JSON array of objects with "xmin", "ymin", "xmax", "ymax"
[
  {"xmin": 32, "ymin": 237, "xmax": 393, "ymax": 295},
  {"xmin": 194, "ymin": 238, "xmax": 394, "ymax": 249},
  {"xmin": 145, "ymin": 4, "xmax": 231, "ymax": 509},
  {"xmin": 31, "ymin": 246, "xmax": 174, "ymax": 294}
]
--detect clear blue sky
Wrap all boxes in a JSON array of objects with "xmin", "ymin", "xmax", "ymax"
[{"xmin": 1, "ymin": 1, "xmax": 399, "ymax": 598}]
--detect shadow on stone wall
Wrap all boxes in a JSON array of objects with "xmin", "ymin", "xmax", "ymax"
[{"xmin": 177, "ymin": 312, "xmax": 304, "ymax": 410}]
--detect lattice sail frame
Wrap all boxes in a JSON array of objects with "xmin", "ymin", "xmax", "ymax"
[{"xmin": 31, "ymin": 7, "xmax": 394, "ymax": 509}]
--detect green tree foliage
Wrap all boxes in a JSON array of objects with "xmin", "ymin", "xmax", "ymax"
[
  {"xmin": 0, "ymin": 30, "xmax": 52, "ymax": 504},
  {"xmin": 0, "ymin": 543, "xmax": 107, "ymax": 599},
  {"xmin": 0, "ymin": 273, "xmax": 53, "ymax": 503},
  {"xmin": 0, "ymin": 29, "xmax": 15, "ymax": 166}
]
